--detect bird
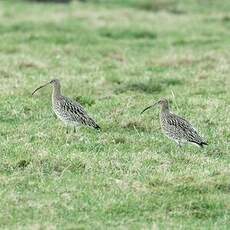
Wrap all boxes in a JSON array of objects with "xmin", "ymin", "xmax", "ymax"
[
  {"xmin": 141, "ymin": 98, "xmax": 207, "ymax": 148},
  {"xmin": 32, "ymin": 79, "xmax": 100, "ymax": 132}
]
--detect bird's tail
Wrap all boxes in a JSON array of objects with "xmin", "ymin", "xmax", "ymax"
[
  {"xmin": 191, "ymin": 141, "xmax": 208, "ymax": 148},
  {"xmin": 88, "ymin": 118, "xmax": 101, "ymax": 130},
  {"xmin": 94, "ymin": 123, "xmax": 101, "ymax": 130},
  {"xmin": 199, "ymin": 142, "xmax": 208, "ymax": 148}
]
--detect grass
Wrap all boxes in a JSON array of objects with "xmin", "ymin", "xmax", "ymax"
[{"xmin": 0, "ymin": 0, "xmax": 230, "ymax": 229}]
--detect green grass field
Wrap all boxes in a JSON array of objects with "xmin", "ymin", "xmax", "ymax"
[{"xmin": 0, "ymin": 0, "xmax": 229, "ymax": 229}]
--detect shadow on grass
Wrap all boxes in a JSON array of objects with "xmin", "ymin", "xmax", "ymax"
[
  {"xmin": 133, "ymin": 0, "xmax": 186, "ymax": 14},
  {"xmin": 18, "ymin": 61, "xmax": 45, "ymax": 70},
  {"xmin": 99, "ymin": 28, "xmax": 157, "ymax": 40},
  {"xmin": 222, "ymin": 16, "xmax": 230, "ymax": 22},
  {"xmin": 121, "ymin": 120, "xmax": 148, "ymax": 132},
  {"xmin": 86, "ymin": 0, "xmax": 185, "ymax": 14},
  {"xmin": 115, "ymin": 78, "xmax": 182, "ymax": 94},
  {"xmin": 113, "ymin": 137, "xmax": 126, "ymax": 144},
  {"xmin": 38, "ymin": 158, "xmax": 86, "ymax": 175},
  {"xmin": 0, "ymin": 160, "xmax": 31, "ymax": 173},
  {"xmin": 15, "ymin": 160, "xmax": 31, "ymax": 169},
  {"xmin": 173, "ymin": 38, "xmax": 220, "ymax": 47},
  {"xmin": 115, "ymin": 79, "xmax": 162, "ymax": 94},
  {"xmin": 26, "ymin": 0, "xmax": 71, "ymax": 3}
]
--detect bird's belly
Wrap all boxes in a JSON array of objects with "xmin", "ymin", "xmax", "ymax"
[
  {"xmin": 53, "ymin": 104, "xmax": 80, "ymax": 126},
  {"xmin": 161, "ymin": 124, "xmax": 183, "ymax": 141}
]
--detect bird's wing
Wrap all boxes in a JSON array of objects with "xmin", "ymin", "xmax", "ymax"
[
  {"xmin": 60, "ymin": 96, "xmax": 100, "ymax": 129},
  {"xmin": 168, "ymin": 113, "xmax": 204, "ymax": 143}
]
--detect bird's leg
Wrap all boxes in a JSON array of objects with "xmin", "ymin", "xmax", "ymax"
[
  {"xmin": 176, "ymin": 140, "xmax": 182, "ymax": 148},
  {"xmin": 73, "ymin": 126, "xmax": 80, "ymax": 133}
]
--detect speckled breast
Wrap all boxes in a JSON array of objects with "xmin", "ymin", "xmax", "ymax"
[{"xmin": 52, "ymin": 100, "xmax": 75, "ymax": 125}]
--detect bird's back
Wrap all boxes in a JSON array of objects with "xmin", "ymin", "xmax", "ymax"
[
  {"xmin": 160, "ymin": 112, "xmax": 206, "ymax": 146},
  {"xmin": 52, "ymin": 95, "xmax": 100, "ymax": 130}
]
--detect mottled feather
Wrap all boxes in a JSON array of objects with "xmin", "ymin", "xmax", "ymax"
[
  {"xmin": 54, "ymin": 95, "xmax": 100, "ymax": 130},
  {"xmin": 141, "ymin": 98, "xmax": 207, "ymax": 147},
  {"xmin": 32, "ymin": 79, "xmax": 100, "ymax": 131},
  {"xmin": 161, "ymin": 112, "xmax": 206, "ymax": 147}
]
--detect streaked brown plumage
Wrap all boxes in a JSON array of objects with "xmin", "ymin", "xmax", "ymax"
[
  {"xmin": 32, "ymin": 79, "xmax": 100, "ymax": 131},
  {"xmin": 141, "ymin": 98, "xmax": 207, "ymax": 147}
]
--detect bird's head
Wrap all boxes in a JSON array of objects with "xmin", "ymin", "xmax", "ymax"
[
  {"xmin": 32, "ymin": 78, "xmax": 60, "ymax": 95},
  {"xmin": 157, "ymin": 98, "xmax": 169, "ymax": 107},
  {"xmin": 140, "ymin": 98, "xmax": 170, "ymax": 114},
  {"xmin": 50, "ymin": 79, "xmax": 60, "ymax": 85}
]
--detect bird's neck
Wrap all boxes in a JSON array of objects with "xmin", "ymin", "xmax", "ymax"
[
  {"xmin": 52, "ymin": 82, "xmax": 61, "ymax": 99},
  {"xmin": 161, "ymin": 104, "xmax": 170, "ymax": 113}
]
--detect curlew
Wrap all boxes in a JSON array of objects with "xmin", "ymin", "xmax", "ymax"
[
  {"xmin": 32, "ymin": 79, "xmax": 100, "ymax": 132},
  {"xmin": 141, "ymin": 98, "xmax": 207, "ymax": 147}
]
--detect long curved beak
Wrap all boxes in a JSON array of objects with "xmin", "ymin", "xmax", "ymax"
[
  {"xmin": 140, "ymin": 101, "xmax": 158, "ymax": 114},
  {"xmin": 32, "ymin": 82, "xmax": 50, "ymax": 95},
  {"xmin": 140, "ymin": 105, "xmax": 152, "ymax": 114}
]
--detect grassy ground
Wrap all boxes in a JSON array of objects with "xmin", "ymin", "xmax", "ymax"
[{"xmin": 0, "ymin": 0, "xmax": 230, "ymax": 229}]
